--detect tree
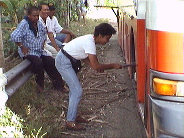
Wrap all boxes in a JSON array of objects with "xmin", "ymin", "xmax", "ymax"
[
  {"xmin": 1, "ymin": 0, "xmax": 30, "ymax": 25},
  {"xmin": 0, "ymin": 1, "xmax": 7, "ymax": 68}
]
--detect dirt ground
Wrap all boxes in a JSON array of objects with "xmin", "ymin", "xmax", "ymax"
[{"xmin": 59, "ymin": 23, "xmax": 147, "ymax": 138}]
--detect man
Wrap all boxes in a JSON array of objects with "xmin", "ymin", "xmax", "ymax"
[
  {"xmin": 39, "ymin": 3, "xmax": 75, "ymax": 58},
  {"xmin": 47, "ymin": 3, "xmax": 75, "ymax": 48},
  {"xmin": 38, "ymin": 3, "xmax": 59, "ymax": 58},
  {"xmin": 11, "ymin": 6, "xmax": 65, "ymax": 93},
  {"xmin": 55, "ymin": 23, "xmax": 122, "ymax": 130}
]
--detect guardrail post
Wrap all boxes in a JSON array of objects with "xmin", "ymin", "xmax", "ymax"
[{"xmin": 0, "ymin": 68, "xmax": 8, "ymax": 115}]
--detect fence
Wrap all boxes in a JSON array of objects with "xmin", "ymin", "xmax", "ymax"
[{"xmin": 0, "ymin": 59, "xmax": 32, "ymax": 115}]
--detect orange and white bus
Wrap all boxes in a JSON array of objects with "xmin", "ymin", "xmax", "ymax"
[{"xmin": 118, "ymin": 0, "xmax": 184, "ymax": 137}]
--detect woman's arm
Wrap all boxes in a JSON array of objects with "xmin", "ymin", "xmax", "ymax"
[
  {"xmin": 82, "ymin": 57, "xmax": 90, "ymax": 64},
  {"xmin": 88, "ymin": 54, "xmax": 122, "ymax": 72}
]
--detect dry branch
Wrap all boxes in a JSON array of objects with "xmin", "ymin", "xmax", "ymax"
[
  {"xmin": 93, "ymin": 94, "xmax": 132, "ymax": 113},
  {"xmin": 88, "ymin": 115, "xmax": 98, "ymax": 121},
  {"xmin": 92, "ymin": 119, "xmax": 108, "ymax": 124},
  {"xmin": 94, "ymin": 82, "xmax": 107, "ymax": 88},
  {"xmin": 83, "ymin": 88, "xmax": 108, "ymax": 92},
  {"xmin": 60, "ymin": 132, "xmax": 85, "ymax": 137}
]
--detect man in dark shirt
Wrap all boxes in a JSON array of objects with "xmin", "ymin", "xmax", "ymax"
[{"xmin": 11, "ymin": 6, "xmax": 65, "ymax": 93}]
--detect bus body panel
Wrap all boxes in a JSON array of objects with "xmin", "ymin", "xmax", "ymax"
[
  {"xmin": 147, "ymin": 30, "xmax": 184, "ymax": 73},
  {"xmin": 136, "ymin": 19, "xmax": 146, "ymax": 103},
  {"xmin": 149, "ymin": 96, "xmax": 184, "ymax": 137}
]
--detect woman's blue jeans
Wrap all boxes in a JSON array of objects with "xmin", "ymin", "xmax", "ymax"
[{"xmin": 55, "ymin": 51, "xmax": 83, "ymax": 121}]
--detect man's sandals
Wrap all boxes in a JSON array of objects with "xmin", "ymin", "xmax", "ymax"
[{"xmin": 66, "ymin": 116, "xmax": 90, "ymax": 131}]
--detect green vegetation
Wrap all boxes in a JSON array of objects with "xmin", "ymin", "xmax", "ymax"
[
  {"xmin": 0, "ymin": 107, "xmax": 24, "ymax": 137},
  {"xmin": 0, "ymin": 106, "xmax": 47, "ymax": 137},
  {"xmin": 2, "ymin": 23, "xmax": 17, "ymax": 58}
]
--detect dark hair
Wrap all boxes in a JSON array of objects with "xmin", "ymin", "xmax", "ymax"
[
  {"xmin": 84, "ymin": 0, "xmax": 88, "ymax": 7},
  {"xmin": 94, "ymin": 23, "xmax": 116, "ymax": 37},
  {"xmin": 27, "ymin": 6, "xmax": 39, "ymax": 15},
  {"xmin": 38, "ymin": 2, "xmax": 48, "ymax": 11},
  {"xmin": 48, "ymin": 3, "xmax": 55, "ymax": 11}
]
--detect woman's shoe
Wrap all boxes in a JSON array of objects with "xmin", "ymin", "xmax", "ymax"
[
  {"xmin": 76, "ymin": 116, "xmax": 90, "ymax": 123},
  {"xmin": 66, "ymin": 121, "xmax": 86, "ymax": 131}
]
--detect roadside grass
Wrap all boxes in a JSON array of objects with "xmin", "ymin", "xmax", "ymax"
[
  {"xmin": 0, "ymin": 107, "xmax": 24, "ymax": 137},
  {"xmin": 3, "ymin": 18, "xmax": 108, "ymax": 137},
  {"xmin": 2, "ymin": 23, "xmax": 17, "ymax": 58}
]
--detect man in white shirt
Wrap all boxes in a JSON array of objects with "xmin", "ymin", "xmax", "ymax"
[
  {"xmin": 38, "ymin": 3, "xmax": 75, "ymax": 58},
  {"xmin": 38, "ymin": 3, "xmax": 60, "ymax": 57},
  {"xmin": 47, "ymin": 3, "xmax": 75, "ymax": 48}
]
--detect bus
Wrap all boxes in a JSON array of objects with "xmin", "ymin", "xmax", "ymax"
[{"xmin": 118, "ymin": 0, "xmax": 184, "ymax": 137}]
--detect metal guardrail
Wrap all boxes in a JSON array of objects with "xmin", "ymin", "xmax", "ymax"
[{"xmin": 0, "ymin": 59, "xmax": 32, "ymax": 115}]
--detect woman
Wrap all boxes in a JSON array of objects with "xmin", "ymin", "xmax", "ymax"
[{"xmin": 55, "ymin": 23, "xmax": 122, "ymax": 130}]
